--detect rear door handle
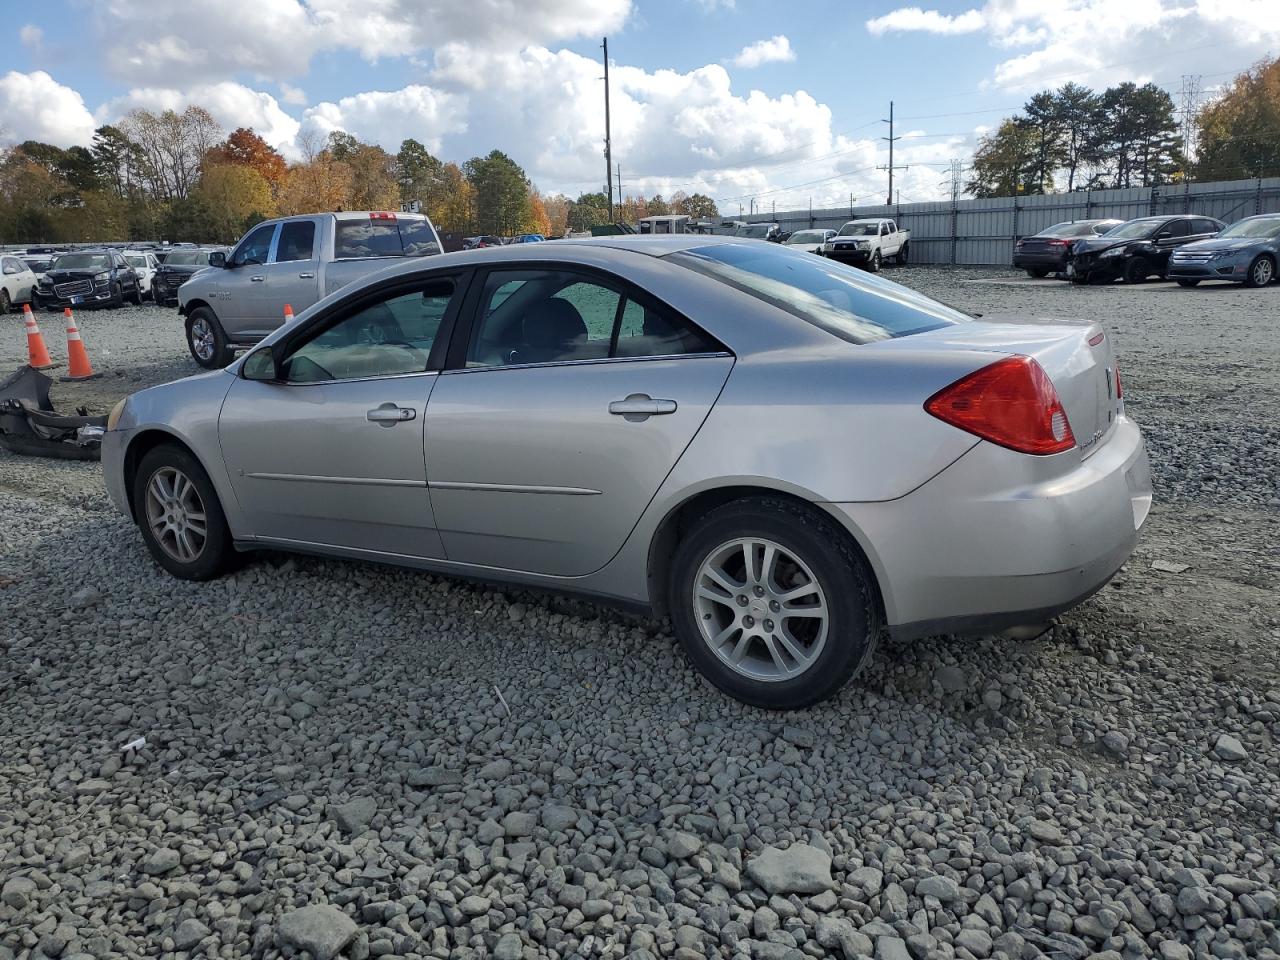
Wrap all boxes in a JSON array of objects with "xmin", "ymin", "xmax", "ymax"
[
  {"xmin": 367, "ymin": 403, "xmax": 416, "ymax": 426},
  {"xmin": 609, "ymin": 394, "xmax": 677, "ymax": 422},
  {"xmin": 250, "ymin": 276, "xmax": 265, "ymax": 282},
  {"xmin": 298, "ymin": 272, "xmax": 315, "ymax": 279}
]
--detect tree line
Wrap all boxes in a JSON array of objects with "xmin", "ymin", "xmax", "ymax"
[
  {"xmin": 0, "ymin": 106, "xmax": 719, "ymax": 245},
  {"xmin": 967, "ymin": 58, "xmax": 1280, "ymax": 198}
]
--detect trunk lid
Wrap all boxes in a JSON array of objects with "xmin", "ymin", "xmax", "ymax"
[{"xmin": 905, "ymin": 319, "xmax": 1122, "ymax": 458}]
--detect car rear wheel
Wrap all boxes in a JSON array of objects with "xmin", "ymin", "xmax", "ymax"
[
  {"xmin": 1244, "ymin": 255, "xmax": 1274, "ymax": 288},
  {"xmin": 669, "ymin": 498, "xmax": 880, "ymax": 709},
  {"xmin": 1176, "ymin": 278, "xmax": 1200, "ymax": 287},
  {"xmin": 186, "ymin": 307, "xmax": 233, "ymax": 369},
  {"xmin": 1122, "ymin": 257, "xmax": 1149, "ymax": 284},
  {"xmin": 0, "ymin": 290, "xmax": 9, "ymax": 314},
  {"xmin": 133, "ymin": 444, "xmax": 233, "ymax": 581},
  {"xmin": 895, "ymin": 242, "xmax": 909, "ymax": 265},
  {"xmin": 1026, "ymin": 267, "xmax": 1050, "ymax": 278},
  {"xmin": 128, "ymin": 283, "xmax": 143, "ymax": 306},
  {"xmin": 868, "ymin": 250, "xmax": 882, "ymax": 273}
]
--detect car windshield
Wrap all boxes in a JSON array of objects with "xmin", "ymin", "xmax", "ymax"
[
  {"xmin": 1219, "ymin": 218, "xmax": 1280, "ymax": 239},
  {"xmin": 51, "ymin": 254, "xmax": 110, "ymax": 270},
  {"xmin": 164, "ymin": 252, "xmax": 209, "ymax": 265},
  {"xmin": 838, "ymin": 223, "xmax": 881, "ymax": 237},
  {"xmin": 737, "ymin": 225, "xmax": 774, "ymax": 239},
  {"xmin": 23, "ymin": 259, "xmax": 52, "ymax": 272},
  {"xmin": 124, "ymin": 255, "xmax": 148, "ymax": 267},
  {"xmin": 785, "ymin": 230, "xmax": 828, "ymax": 244},
  {"xmin": 1103, "ymin": 220, "xmax": 1162, "ymax": 239},
  {"xmin": 668, "ymin": 243, "xmax": 969, "ymax": 345}
]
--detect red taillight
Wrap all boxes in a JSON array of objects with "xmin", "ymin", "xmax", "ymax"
[
  {"xmin": 370, "ymin": 212, "xmax": 397, "ymax": 220},
  {"xmin": 925, "ymin": 356, "xmax": 1076, "ymax": 455}
]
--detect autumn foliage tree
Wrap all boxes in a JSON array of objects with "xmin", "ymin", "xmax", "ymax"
[
  {"xmin": 205, "ymin": 128, "xmax": 287, "ymax": 193},
  {"xmin": 1196, "ymin": 57, "xmax": 1280, "ymax": 181}
]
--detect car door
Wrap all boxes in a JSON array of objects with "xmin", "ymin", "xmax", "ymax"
[
  {"xmin": 424, "ymin": 266, "xmax": 734, "ymax": 577},
  {"xmin": 1152, "ymin": 218, "xmax": 1191, "ymax": 268},
  {"xmin": 218, "ymin": 274, "xmax": 466, "ymax": 558},
  {"xmin": 217, "ymin": 222, "xmax": 279, "ymax": 333},
  {"xmin": 251, "ymin": 218, "xmax": 323, "ymax": 332}
]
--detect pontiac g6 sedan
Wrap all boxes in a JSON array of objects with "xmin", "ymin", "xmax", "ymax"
[{"xmin": 103, "ymin": 237, "xmax": 1152, "ymax": 709}]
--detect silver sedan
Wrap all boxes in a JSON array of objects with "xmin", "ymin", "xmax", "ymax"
[{"xmin": 103, "ymin": 237, "xmax": 1152, "ymax": 709}]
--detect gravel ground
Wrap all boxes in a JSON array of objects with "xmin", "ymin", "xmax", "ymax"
[{"xmin": 2, "ymin": 271, "xmax": 1278, "ymax": 960}]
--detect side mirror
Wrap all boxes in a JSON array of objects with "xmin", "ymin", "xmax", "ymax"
[
  {"xmin": 208, "ymin": 251, "xmax": 227, "ymax": 268},
  {"xmin": 241, "ymin": 347, "xmax": 278, "ymax": 382}
]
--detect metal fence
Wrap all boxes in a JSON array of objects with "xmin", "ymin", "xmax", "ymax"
[{"xmin": 750, "ymin": 177, "xmax": 1280, "ymax": 266}]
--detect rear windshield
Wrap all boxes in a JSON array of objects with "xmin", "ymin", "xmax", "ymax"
[
  {"xmin": 164, "ymin": 252, "xmax": 209, "ymax": 265},
  {"xmin": 786, "ymin": 230, "xmax": 829, "ymax": 244},
  {"xmin": 838, "ymin": 222, "xmax": 881, "ymax": 237},
  {"xmin": 736, "ymin": 225, "xmax": 774, "ymax": 239},
  {"xmin": 23, "ymin": 258, "xmax": 52, "ymax": 272},
  {"xmin": 668, "ymin": 243, "xmax": 969, "ymax": 344},
  {"xmin": 52, "ymin": 254, "xmax": 109, "ymax": 270},
  {"xmin": 335, "ymin": 217, "xmax": 441, "ymax": 259},
  {"xmin": 1037, "ymin": 221, "xmax": 1103, "ymax": 238}
]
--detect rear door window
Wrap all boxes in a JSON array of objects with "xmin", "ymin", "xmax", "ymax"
[
  {"xmin": 276, "ymin": 221, "xmax": 316, "ymax": 262},
  {"xmin": 1192, "ymin": 219, "xmax": 1220, "ymax": 236},
  {"xmin": 1162, "ymin": 220, "xmax": 1191, "ymax": 238}
]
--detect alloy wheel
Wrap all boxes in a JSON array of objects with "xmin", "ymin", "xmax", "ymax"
[
  {"xmin": 1253, "ymin": 258, "xmax": 1273, "ymax": 286},
  {"xmin": 190, "ymin": 318, "xmax": 215, "ymax": 361},
  {"xmin": 693, "ymin": 537, "xmax": 828, "ymax": 682},
  {"xmin": 144, "ymin": 467, "xmax": 208, "ymax": 563}
]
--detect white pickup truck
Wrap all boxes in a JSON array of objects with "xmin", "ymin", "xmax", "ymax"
[
  {"xmin": 179, "ymin": 211, "xmax": 443, "ymax": 368},
  {"xmin": 821, "ymin": 218, "xmax": 910, "ymax": 272}
]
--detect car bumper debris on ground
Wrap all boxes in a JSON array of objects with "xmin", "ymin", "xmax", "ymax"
[{"xmin": 2, "ymin": 273, "xmax": 1278, "ymax": 960}]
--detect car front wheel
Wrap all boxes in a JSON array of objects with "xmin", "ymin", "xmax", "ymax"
[
  {"xmin": 186, "ymin": 307, "xmax": 233, "ymax": 368},
  {"xmin": 868, "ymin": 251, "xmax": 882, "ymax": 273},
  {"xmin": 1026, "ymin": 267, "xmax": 1050, "ymax": 279},
  {"xmin": 133, "ymin": 444, "xmax": 233, "ymax": 580},
  {"xmin": 1176, "ymin": 278, "xmax": 1200, "ymax": 287},
  {"xmin": 1123, "ymin": 257, "xmax": 1149, "ymax": 284},
  {"xmin": 1245, "ymin": 255, "xmax": 1275, "ymax": 288},
  {"xmin": 669, "ymin": 498, "xmax": 880, "ymax": 709}
]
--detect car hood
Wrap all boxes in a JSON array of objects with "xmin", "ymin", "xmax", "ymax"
[
  {"xmin": 1173, "ymin": 237, "xmax": 1261, "ymax": 253},
  {"xmin": 44, "ymin": 269, "xmax": 102, "ymax": 283},
  {"xmin": 785, "ymin": 242, "xmax": 825, "ymax": 253},
  {"xmin": 157, "ymin": 263, "xmax": 207, "ymax": 276},
  {"xmin": 1071, "ymin": 236, "xmax": 1142, "ymax": 255}
]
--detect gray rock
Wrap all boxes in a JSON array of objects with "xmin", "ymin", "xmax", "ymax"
[
  {"xmin": 915, "ymin": 874, "xmax": 961, "ymax": 901},
  {"xmin": 935, "ymin": 665, "xmax": 968, "ymax": 692},
  {"xmin": 876, "ymin": 935, "xmax": 913, "ymax": 960},
  {"xmin": 541, "ymin": 805, "xmax": 578, "ymax": 832},
  {"xmin": 141, "ymin": 848, "xmax": 180, "ymax": 876},
  {"xmin": 494, "ymin": 932, "xmax": 523, "ymax": 960},
  {"xmin": 459, "ymin": 895, "xmax": 491, "ymax": 916},
  {"xmin": 746, "ymin": 844, "xmax": 834, "ymax": 895},
  {"xmin": 1, "ymin": 876, "xmax": 35, "ymax": 910},
  {"xmin": 503, "ymin": 811, "xmax": 536, "ymax": 837},
  {"xmin": 173, "ymin": 919, "xmax": 210, "ymax": 951},
  {"xmin": 330, "ymin": 796, "xmax": 377, "ymax": 834},
  {"xmin": 669, "ymin": 831, "xmax": 702, "ymax": 859},
  {"xmin": 1213, "ymin": 734, "xmax": 1248, "ymax": 761},
  {"xmin": 1029, "ymin": 820, "xmax": 1064, "ymax": 844},
  {"xmin": 816, "ymin": 916, "xmax": 873, "ymax": 958},
  {"xmin": 955, "ymin": 928, "xmax": 993, "ymax": 957},
  {"xmin": 1101, "ymin": 730, "xmax": 1129, "ymax": 755},
  {"xmin": 406, "ymin": 767, "xmax": 461, "ymax": 788},
  {"xmin": 275, "ymin": 905, "xmax": 357, "ymax": 960},
  {"xmin": 781, "ymin": 726, "xmax": 815, "ymax": 748}
]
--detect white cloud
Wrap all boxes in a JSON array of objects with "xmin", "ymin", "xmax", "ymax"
[
  {"xmin": 19, "ymin": 25, "xmax": 43, "ymax": 51},
  {"xmin": 865, "ymin": 7, "xmax": 984, "ymax": 36},
  {"xmin": 95, "ymin": 0, "xmax": 631, "ymax": 84},
  {"xmin": 730, "ymin": 35, "xmax": 796, "ymax": 69},
  {"xmin": 99, "ymin": 83, "xmax": 302, "ymax": 158},
  {"xmin": 278, "ymin": 82, "xmax": 308, "ymax": 106},
  {"xmin": 303, "ymin": 85, "xmax": 466, "ymax": 155},
  {"xmin": 0, "ymin": 71, "xmax": 97, "ymax": 147},
  {"xmin": 867, "ymin": 1, "xmax": 1280, "ymax": 92}
]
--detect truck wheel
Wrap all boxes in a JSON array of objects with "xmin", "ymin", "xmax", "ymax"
[
  {"xmin": 108, "ymin": 282, "xmax": 124, "ymax": 308},
  {"xmin": 868, "ymin": 251, "xmax": 882, "ymax": 273},
  {"xmin": 895, "ymin": 242, "xmax": 909, "ymax": 265},
  {"xmin": 128, "ymin": 283, "xmax": 143, "ymax": 306},
  {"xmin": 187, "ymin": 307, "xmax": 234, "ymax": 369},
  {"xmin": 0, "ymin": 290, "xmax": 9, "ymax": 314}
]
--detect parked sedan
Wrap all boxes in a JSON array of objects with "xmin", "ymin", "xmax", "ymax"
[
  {"xmin": 783, "ymin": 229, "xmax": 837, "ymax": 253},
  {"xmin": 1166, "ymin": 214, "xmax": 1280, "ymax": 287},
  {"xmin": 0, "ymin": 255, "xmax": 37, "ymax": 312},
  {"xmin": 1068, "ymin": 215, "xmax": 1223, "ymax": 284},
  {"xmin": 1013, "ymin": 219, "xmax": 1122, "ymax": 278},
  {"xmin": 103, "ymin": 238, "xmax": 1150, "ymax": 709}
]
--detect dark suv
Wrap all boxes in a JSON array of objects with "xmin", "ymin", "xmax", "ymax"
[
  {"xmin": 34, "ymin": 250, "xmax": 143, "ymax": 309},
  {"xmin": 1068, "ymin": 216, "xmax": 1223, "ymax": 284},
  {"xmin": 152, "ymin": 248, "xmax": 226, "ymax": 307}
]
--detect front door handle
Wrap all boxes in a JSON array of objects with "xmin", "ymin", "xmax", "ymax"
[
  {"xmin": 609, "ymin": 394, "xmax": 677, "ymax": 422},
  {"xmin": 250, "ymin": 276, "xmax": 265, "ymax": 282},
  {"xmin": 298, "ymin": 272, "xmax": 315, "ymax": 279},
  {"xmin": 367, "ymin": 403, "xmax": 416, "ymax": 426}
]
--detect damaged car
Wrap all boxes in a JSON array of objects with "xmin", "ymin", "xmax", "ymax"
[{"xmin": 1067, "ymin": 216, "xmax": 1222, "ymax": 284}]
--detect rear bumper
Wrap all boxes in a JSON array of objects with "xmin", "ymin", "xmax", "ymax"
[
  {"xmin": 825, "ymin": 416, "xmax": 1152, "ymax": 638},
  {"xmin": 1013, "ymin": 252, "xmax": 1067, "ymax": 270}
]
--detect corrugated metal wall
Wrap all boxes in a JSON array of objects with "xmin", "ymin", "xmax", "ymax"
[{"xmin": 753, "ymin": 177, "xmax": 1280, "ymax": 265}]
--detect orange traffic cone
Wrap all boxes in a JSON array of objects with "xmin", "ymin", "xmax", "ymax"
[
  {"xmin": 59, "ymin": 308, "xmax": 102, "ymax": 382},
  {"xmin": 22, "ymin": 303, "xmax": 56, "ymax": 370},
  {"xmin": 283, "ymin": 303, "xmax": 295, "ymax": 323}
]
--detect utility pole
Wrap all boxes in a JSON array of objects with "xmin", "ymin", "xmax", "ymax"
[
  {"xmin": 602, "ymin": 38, "xmax": 614, "ymax": 220},
  {"xmin": 879, "ymin": 100, "xmax": 907, "ymax": 206},
  {"xmin": 616, "ymin": 164, "xmax": 622, "ymax": 208}
]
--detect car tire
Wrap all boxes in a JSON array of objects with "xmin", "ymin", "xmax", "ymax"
[
  {"xmin": 1244, "ymin": 254, "xmax": 1275, "ymax": 288},
  {"xmin": 895, "ymin": 242, "xmax": 909, "ymax": 265},
  {"xmin": 1176, "ymin": 278, "xmax": 1201, "ymax": 287},
  {"xmin": 132, "ymin": 443, "xmax": 234, "ymax": 581},
  {"xmin": 868, "ymin": 251, "xmax": 882, "ymax": 273},
  {"xmin": 186, "ymin": 307, "xmax": 233, "ymax": 369},
  {"xmin": 1026, "ymin": 267, "xmax": 1050, "ymax": 279},
  {"xmin": 1122, "ymin": 257, "xmax": 1149, "ymax": 284},
  {"xmin": 0, "ymin": 289, "xmax": 9, "ymax": 314},
  {"xmin": 668, "ymin": 497, "xmax": 880, "ymax": 710},
  {"xmin": 107, "ymin": 282, "xmax": 124, "ymax": 308},
  {"xmin": 128, "ymin": 283, "xmax": 143, "ymax": 306}
]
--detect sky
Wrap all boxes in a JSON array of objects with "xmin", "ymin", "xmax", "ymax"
[{"xmin": 2, "ymin": 0, "xmax": 1277, "ymax": 213}]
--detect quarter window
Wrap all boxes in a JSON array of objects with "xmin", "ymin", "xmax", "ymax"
[
  {"xmin": 281, "ymin": 281, "xmax": 455, "ymax": 383},
  {"xmin": 466, "ymin": 269, "xmax": 719, "ymax": 368},
  {"xmin": 276, "ymin": 221, "xmax": 316, "ymax": 262}
]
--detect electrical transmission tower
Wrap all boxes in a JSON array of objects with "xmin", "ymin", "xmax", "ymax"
[
  {"xmin": 1179, "ymin": 74, "xmax": 1202, "ymax": 172},
  {"xmin": 949, "ymin": 159, "xmax": 964, "ymax": 202}
]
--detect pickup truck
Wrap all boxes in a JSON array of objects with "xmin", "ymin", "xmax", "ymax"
[
  {"xmin": 821, "ymin": 218, "xmax": 910, "ymax": 272},
  {"xmin": 179, "ymin": 211, "xmax": 443, "ymax": 368}
]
